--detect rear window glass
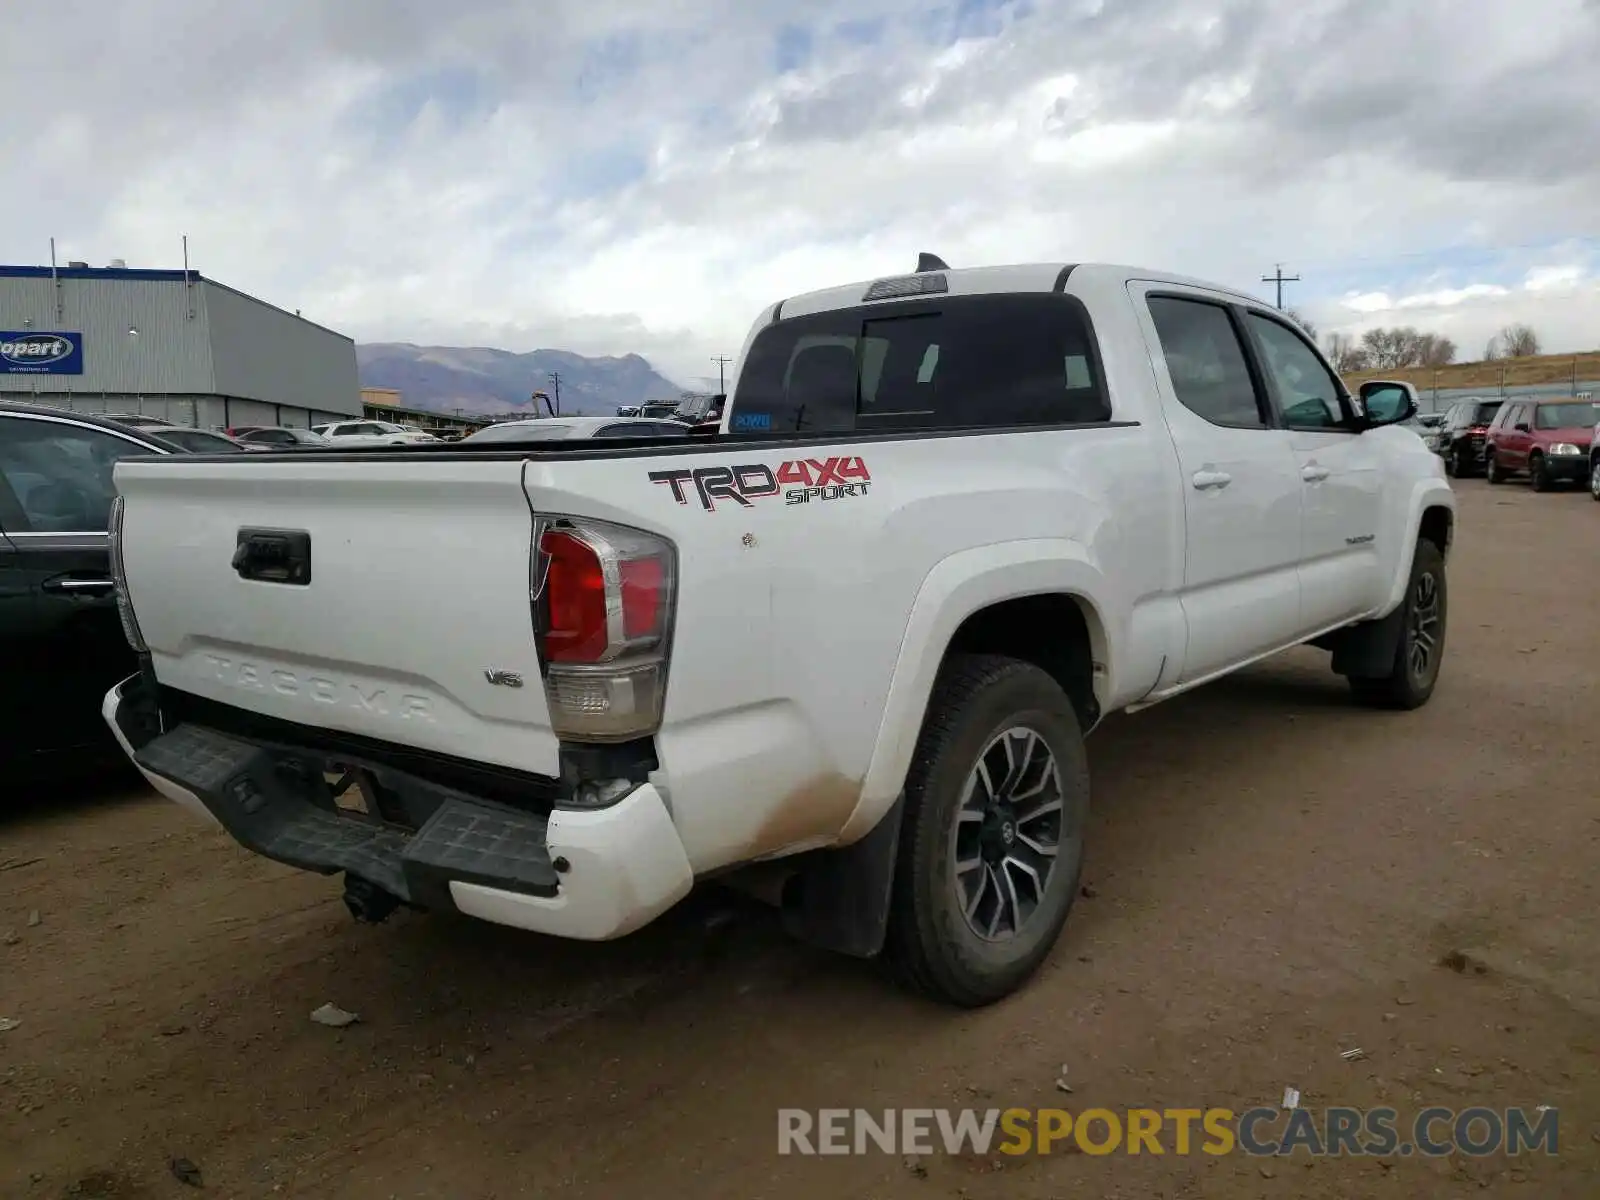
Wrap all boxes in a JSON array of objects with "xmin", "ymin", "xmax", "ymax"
[
  {"xmin": 593, "ymin": 422, "xmax": 690, "ymax": 438},
  {"xmin": 730, "ymin": 293, "xmax": 1108, "ymax": 433},
  {"xmin": 160, "ymin": 429, "xmax": 245, "ymax": 453}
]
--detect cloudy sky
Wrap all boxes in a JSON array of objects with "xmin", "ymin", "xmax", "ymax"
[{"xmin": 4, "ymin": 0, "xmax": 1598, "ymax": 389}]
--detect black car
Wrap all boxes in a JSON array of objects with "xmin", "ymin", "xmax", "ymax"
[
  {"xmin": 235, "ymin": 426, "xmax": 333, "ymax": 450},
  {"xmin": 0, "ymin": 402, "xmax": 182, "ymax": 779},
  {"xmin": 142, "ymin": 425, "xmax": 255, "ymax": 453},
  {"xmin": 1434, "ymin": 397, "xmax": 1504, "ymax": 478}
]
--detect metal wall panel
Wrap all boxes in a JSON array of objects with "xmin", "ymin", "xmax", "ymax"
[
  {"xmin": 0, "ymin": 275, "xmax": 214, "ymax": 393},
  {"xmin": 0, "ymin": 390, "xmax": 208, "ymax": 426},
  {"xmin": 204, "ymin": 283, "xmax": 361, "ymax": 417},
  {"xmin": 1418, "ymin": 379, "xmax": 1600, "ymax": 414}
]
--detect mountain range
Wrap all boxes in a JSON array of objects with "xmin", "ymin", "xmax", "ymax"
[{"xmin": 356, "ymin": 343, "xmax": 683, "ymax": 416}]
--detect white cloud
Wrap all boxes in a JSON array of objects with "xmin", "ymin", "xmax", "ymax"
[
  {"xmin": 3, "ymin": 0, "xmax": 1598, "ymax": 386},
  {"xmin": 1316, "ymin": 265, "xmax": 1600, "ymax": 358},
  {"xmin": 1524, "ymin": 264, "xmax": 1586, "ymax": 291}
]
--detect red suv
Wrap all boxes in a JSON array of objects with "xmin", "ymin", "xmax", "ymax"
[{"xmin": 1484, "ymin": 398, "xmax": 1598, "ymax": 491}]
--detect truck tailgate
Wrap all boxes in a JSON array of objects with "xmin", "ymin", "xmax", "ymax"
[{"xmin": 114, "ymin": 455, "xmax": 560, "ymax": 776}]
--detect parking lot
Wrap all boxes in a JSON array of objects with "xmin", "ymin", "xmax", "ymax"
[{"xmin": 2, "ymin": 479, "xmax": 1596, "ymax": 1200}]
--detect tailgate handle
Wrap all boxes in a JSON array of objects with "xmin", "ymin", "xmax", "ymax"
[{"xmin": 233, "ymin": 528, "xmax": 312, "ymax": 585}]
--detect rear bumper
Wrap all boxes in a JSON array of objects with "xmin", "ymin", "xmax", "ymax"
[{"xmin": 102, "ymin": 678, "xmax": 693, "ymax": 940}]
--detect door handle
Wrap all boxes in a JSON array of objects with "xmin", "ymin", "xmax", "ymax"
[
  {"xmin": 41, "ymin": 576, "xmax": 116, "ymax": 596},
  {"xmin": 1191, "ymin": 470, "xmax": 1232, "ymax": 490},
  {"xmin": 1301, "ymin": 465, "xmax": 1331, "ymax": 483}
]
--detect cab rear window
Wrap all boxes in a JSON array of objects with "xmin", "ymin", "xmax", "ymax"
[{"xmin": 731, "ymin": 293, "xmax": 1109, "ymax": 433}]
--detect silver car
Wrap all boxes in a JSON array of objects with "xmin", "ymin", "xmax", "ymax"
[{"xmin": 461, "ymin": 416, "xmax": 693, "ymax": 443}]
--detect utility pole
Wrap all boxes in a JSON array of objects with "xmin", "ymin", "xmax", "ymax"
[
  {"xmin": 1261, "ymin": 263, "xmax": 1300, "ymax": 310},
  {"xmin": 711, "ymin": 355, "xmax": 732, "ymax": 393},
  {"xmin": 547, "ymin": 371, "xmax": 561, "ymax": 415}
]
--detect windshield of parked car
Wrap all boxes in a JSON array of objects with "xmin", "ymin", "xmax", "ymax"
[
  {"xmin": 1534, "ymin": 401, "xmax": 1598, "ymax": 430},
  {"xmin": 673, "ymin": 394, "xmax": 715, "ymax": 421}
]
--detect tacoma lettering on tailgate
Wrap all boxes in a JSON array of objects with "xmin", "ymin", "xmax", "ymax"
[
  {"xmin": 648, "ymin": 457, "xmax": 871, "ymax": 512},
  {"xmin": 201, "ymin": 654, "xmax": 435, "ymax": 722}
]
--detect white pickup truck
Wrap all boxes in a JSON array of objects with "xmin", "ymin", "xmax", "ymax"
[{"xmin": 103, "ymin": 260, "xmax": 1455, "ymax": 1006}]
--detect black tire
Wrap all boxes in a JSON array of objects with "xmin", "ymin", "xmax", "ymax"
[
  {"xmin": 1449, "ymin": 444, "xmax": 1473, "ymax": 478},
  {"xmin": 1529, "ymin": 453, "xmax": 1550, "ymax": 492},
  {"xmin": 1485, "ymin": 453, "xmax": 1506, "ymax": 484},
  {"xmin": 883, "ymin": 654, "xmax": 1089, "ymax": 1007},
  {"xmin": 1349, "ymin": 539, "xmax": 1447, "ymax": 710},
  {"xmin": 1590, "ymin": 458, "xmax": 1600, "ymax": 502}
]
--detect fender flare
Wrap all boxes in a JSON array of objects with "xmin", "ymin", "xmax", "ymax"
[
  {"xmin": 838, "ymin": 539, "xmax": 1113, "ymax": 844},
  {"xmin": 1377, "ymin": 478, "xmax": 1456, "ymax": 617}
]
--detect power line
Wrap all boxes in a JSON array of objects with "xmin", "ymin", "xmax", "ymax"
[
  {"xmin": 711, "ymin": 355, "xmax": 732, "ymax": 393},
  {"xmin": 1285, "ymin": 233, "xmax": 1600, "ymax": 273},
  {"xmin": 1261, "ymin": 263, "xmax": 1300, "ymax": 310}
]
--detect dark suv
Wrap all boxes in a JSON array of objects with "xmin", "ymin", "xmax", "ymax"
[{"xmin": 1434, "ymin": 397, "xmax": 1503, "ymax": 477}]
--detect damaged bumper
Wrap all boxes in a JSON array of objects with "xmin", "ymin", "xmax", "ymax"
[{"xmin": 102, "ymin": 675, "xmax": 693, "ymax": 941}]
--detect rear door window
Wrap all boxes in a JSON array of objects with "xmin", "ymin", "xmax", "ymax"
[
  {"xmin": 1145, "ymin": 296, "xmax": 1268, "ymax": 429},
  {"xmin": 731, "ymin": 293, "xmax": 1109, "ymax": 433}
]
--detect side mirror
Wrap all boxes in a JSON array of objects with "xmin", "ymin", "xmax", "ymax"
[{"xmin": 1358, "ymin": 380, "xmax": 1418, "ymax": 428}]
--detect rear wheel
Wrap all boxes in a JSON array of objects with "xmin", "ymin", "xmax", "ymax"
[
  {"xmin": 1450, "ymin": 443, "xmax": 1474, "ymax": 478},
  {"xmin": 1590, "ymin": 458, "xmax": 1600, "ymax": 502},
  {"xmin": 1349, "ymin": 539, "xmax": 1447, "ymax": 710},
  {"xmin": 884, "ymin": 654, "xmax": 1089, "ymax": 1007},
  {"xmin": 1486, "ymin": 454, "xmax": 1506, "ymax": 484}
]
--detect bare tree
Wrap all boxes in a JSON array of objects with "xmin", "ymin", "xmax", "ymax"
[
  {"xmin": 1353, "ymin": 325, "xmax": 1457, "ymax": 369},
  {"xmin": 1414, "ymin": 332, "xmax": 1457, "ymax": 367},
  {"xmin": 1360, "ymin": 326, "xmax": 1414, "ymax": 369},
  {"xmin": 1486, "ymin": 323, "xmax": 1541, "ymax": 360},
  {"xmin": 1324, "ymin": 331, "xmax": 1370, "ymax": 372},
  {"xmin": 1284, "ymin": 309, "xmax": 1317, "ymax": 342}
]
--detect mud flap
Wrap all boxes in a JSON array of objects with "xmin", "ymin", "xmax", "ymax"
[
  {"xmin": 1330, "ymin": 602, "xmax": 1407, "ymax": 679},
  {"xmin": 780, "ymin": 796, "xmax": 905, "ymax": 960}
]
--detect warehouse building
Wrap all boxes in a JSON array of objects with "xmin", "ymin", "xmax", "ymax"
[
  {"xmin": 0, "ymin": 262, "xmax": 360, "ymax": 429},
  {"xmin": 360, "ymin": 386, "xmax": 490, "ymax": 437}
]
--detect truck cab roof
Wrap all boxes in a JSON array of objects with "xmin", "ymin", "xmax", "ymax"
[{"xmin": 773, "ymin": 262, "xmax": 1262, "ymax": 321}]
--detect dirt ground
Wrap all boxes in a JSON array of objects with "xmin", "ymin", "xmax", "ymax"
[{"xmin": 3, "ymin": 480, "xmax": 1597, "ymax": 1200}]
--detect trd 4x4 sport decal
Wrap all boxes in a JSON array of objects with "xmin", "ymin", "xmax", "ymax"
[{"xmin": 649, "ymin": 456, "xmax": 871, "ymax": 512}]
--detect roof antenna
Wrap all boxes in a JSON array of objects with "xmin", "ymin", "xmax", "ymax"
[{"xmin": 916, "ymin": 252, "xmax": 950, "ymax": 272}]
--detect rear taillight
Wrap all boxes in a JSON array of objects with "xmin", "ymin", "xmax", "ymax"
[
  {"xmin": 107, "ymin": 496, "xmax": 147, "ymax": 653},
  {"xmin": 531, "ymin": 516, "xmax": 676, "ymax": 742}
]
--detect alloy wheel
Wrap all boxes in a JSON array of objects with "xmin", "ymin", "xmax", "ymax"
[
  {"xmin": 950, "ymin": 727, "xmax": 1066, "ymax": 942},
  {"xmin": 1407, "ymin": 572, "xmax": 1442, "ymax": 681}
]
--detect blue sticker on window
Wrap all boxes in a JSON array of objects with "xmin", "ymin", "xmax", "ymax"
[{"xmin": 733, "ymin": 412, "xmax": 772, "ymax": 430}]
